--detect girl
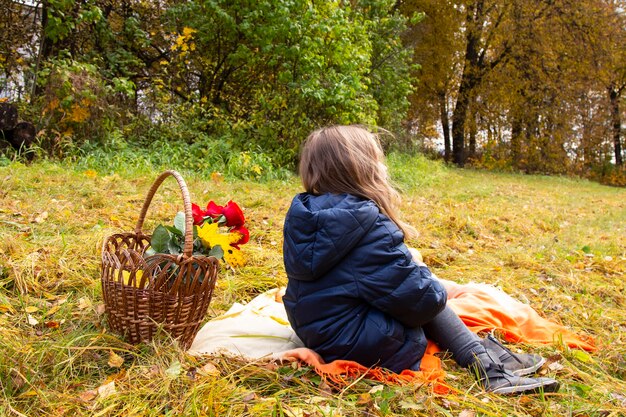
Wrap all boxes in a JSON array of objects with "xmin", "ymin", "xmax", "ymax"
[{"xmin": 282, "ymin": 125, "xmax": 559, "ymax": 395}]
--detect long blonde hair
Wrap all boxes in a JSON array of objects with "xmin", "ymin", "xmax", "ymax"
[{"xmin": 299, "ymin": 125, "xmax": 416, "ymax": 239}]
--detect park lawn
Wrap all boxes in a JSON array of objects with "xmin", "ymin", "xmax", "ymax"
[{"xmin": 0, "ymin": 156, "xmax": 625, "ymax": 416}]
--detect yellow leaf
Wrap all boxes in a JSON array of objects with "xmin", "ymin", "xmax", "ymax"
[
  {"xmin": 197, "ymin": 223, "xmax": 241, "ymax": 249},
  {"xmin": 24, "ymin": 306, "xmax": 39, "ymax": 313},
  {"xmin": 182, "ymin": 27, "xmax": 196, "ymax": 37},
  {"xmin": 97, "ymin": 381, "xmax": 116, "ymax": 399},
  {"xmin": 0, "ymin": 304, "xmax": 15, "ymax": 314},
  {"xmin": 107, "ymin": 350, "xmax": 124, "ymax": 368},
  {"xmin": 572, "ymin": 350, "xmax": 592, "ymax": 363},
  {"xmin": 45, "ymin": 305, "xmax": 60, "ymax": 316},
  {"xmin": 210, "ymin": 171, "xmax": 223, "ymax": 183},
  {"xmin": 67, "ymin": 103, "xmax": 90, "ymax": 123},
  {"xmin": 84, "ymin": 169, "xmax": 97, "ymax": 178}
]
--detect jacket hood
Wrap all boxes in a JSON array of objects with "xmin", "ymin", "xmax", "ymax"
[{"xmin": 283, "ymin": 193, "xmax": 379, "ymax": 281}]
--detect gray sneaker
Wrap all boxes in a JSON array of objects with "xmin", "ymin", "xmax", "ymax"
[
  {"xmin": 481, "ymin": 333, "xmax": 546, "ymax": 376},
  {"xmin": 471, "ymin": 351, "xmax": 560, "ymax": 395}
]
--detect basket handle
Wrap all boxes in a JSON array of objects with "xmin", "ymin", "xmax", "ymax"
[{"xmin": 134, "ymin": 170, "xmax": 194, "ymax": 258}]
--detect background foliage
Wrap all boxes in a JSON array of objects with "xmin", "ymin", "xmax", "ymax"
[{"xmin": 0, "ymin": 0, "xmax": 625, "ymax": 183}]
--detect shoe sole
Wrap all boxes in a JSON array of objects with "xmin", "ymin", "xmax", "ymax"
[
  {"xmin": 490, "ymin": 379, "xmax": 560, "ymax": 395},
  {"xmin": 511, "ymin": 357, "xmax": 547, "ymax": 376}
]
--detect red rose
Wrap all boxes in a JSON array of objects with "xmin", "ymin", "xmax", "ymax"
[
  {"xmin": 222, "ymin": 200, "xmax": 245, "ymax": 227},
  {"xmin": 205, "ymin": 201, "xmax": 224, "ymax": 219},
  {"xmin": 230, "ymin": 225, "xmax": 249, "ymax": 249},
  {"xmin": 192, "ymin": 203, "xmax": 206, "ymax": 225}
]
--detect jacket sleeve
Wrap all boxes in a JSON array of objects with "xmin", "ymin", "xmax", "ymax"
[{"xmin": 355, "ymin": 219, "xmax": 448, "ymax": 328}]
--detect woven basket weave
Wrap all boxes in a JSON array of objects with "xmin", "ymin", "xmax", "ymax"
[{"xmin": 100, "ymin": 170, "xmax": 220, "ymax": 349}]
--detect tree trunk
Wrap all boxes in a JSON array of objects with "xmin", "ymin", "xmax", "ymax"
[
  {"xmin": 468, "ymin": 105, "xmax": 477, "ymax": 160},
  {"xmin": 438, "ymin": 91, "xmax": 451, "ymax": 161},
  {"xmin": 510, "ymin": 116, "xmax": 522, "ymax": 168},
  {"xmin": 451, "ymin": 1, "xmax": 483, "ymax": 166},
  {"xmin": 609, "ymin": 85, "xmax": 623, "ymax": 166}
]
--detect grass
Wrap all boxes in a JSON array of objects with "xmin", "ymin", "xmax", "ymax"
[{"xmin": 0, "ymin": 154, "xmax": 625, "ymax": 416}]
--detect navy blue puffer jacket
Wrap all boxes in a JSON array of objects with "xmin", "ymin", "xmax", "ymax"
[{"xmin": 282, "ymin": 193, "xmax": 447, "ymax": 373}]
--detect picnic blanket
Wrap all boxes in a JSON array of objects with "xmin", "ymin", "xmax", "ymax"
[{"xmin": 189, "ymin": 279, "xmax": 595, "ymax": 393}]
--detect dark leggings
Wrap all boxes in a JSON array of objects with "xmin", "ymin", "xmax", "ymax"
[{"xmin": 422, "ymin": 305, "xmax": 486, "ymax": 367}]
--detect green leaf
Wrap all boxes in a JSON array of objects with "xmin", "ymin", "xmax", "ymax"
[
  {"xmin": 209, "ymin": 244, "xmax": 224, "ymax": 259},
  {"xmin": 165, "ymin": 360, "xmax": 182, "ymax": 378},
  {"xmin": 174, "ymin": 212, "xmax": 186, "ymax": 234},
  {"xmin": 165, "ymin": 225, "xmax": 183, "ymax": 237},
  {"xmin": 168, "ymin": 239, "xmax": 181, "ymax": 255},
  {"xmin": 581, "ymin": 245, "xmax": 591, "ymax": 254},
  {"xmin": 572, "ymin": 349, "xmax": 592, "ymax": 363},
  {"xmin": 151, "ymin": 225, "xmax": 171, "ymax": 253},
  {"xmin": 570, "ymin": 382, "xmax": 592, "ymax": 397}
]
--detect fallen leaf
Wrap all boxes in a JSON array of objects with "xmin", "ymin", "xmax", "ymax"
[
  {"xmin": 11, "ymin": 370, "xmax": 26, "ymax": 390},
  {"xmin": 399, "ymin": 400, "xmax": 423, "ymax": 410},
  {"xmin": 107, "ymin": 351, "xmax": 124, "ymax": 368},
  {"xmin": 242, "ymin": 392, "xmax": 257, "ymax": 402},
  {"xmin": 78, "ymin": 389, "xmax": 98, "ymax": 402},
  {"xmin": 572, "ymin": 350, "xmax": 592, "ymax": 363},
  {"xmin": 45, "ymin": 321, "xmax": 60, "ymax": 329},
  {"xmin": 283, "ymin": 406, "xmax": 307, "ymax": 417},
  {"xmin": 33, "ymin": 211, "xmax": 49, "ymax": 223},
  {"xmin": 356, "ymin": 393, "xmax": 373, "ymax": 405},
  {"xmin": 165, "ymin": 360, "xmax": 182, "ymax": 378},
  {"xmin": 96, "ymin": 304, "xmax": 106, "ymax": 315},
  {"xmin": 19, "ymin": 390, "xmax": 38, "ymax": 398},
  {"xmin": 368, "ymin": 385, "xmax": 384, "ymax": 394},
  {"xmin": 77, "ymin": 297, "xmax": 92, "ymax": 310},
  {"xmin": 610, "ymin": 392, "xmax": 626, "ymax": 407},
  {"xmin": 97, "ymin": 381, "xmax": 116, "ymax": 399},
  {"xmin": 548, "ymin": 361, "xmax": 564, "ymax": 372},
  {"xmin": 198, "ymin": 362, "xmax": 219, "ymax": 376},
  {"xmin": 0, "ymin": 303, "xmax": 15, "ymax": 314},
  {"xmin": 24, "ymin": 306, "xmax": 39, "ymax": 313},
  {"xmin": 54, "ymin": 297, "xmax": 68, "ymax": 306},
  {"xmin": 84, "ymin": 169, "xmax": 97, "ymax": 178},
  {"xmin": 45, "ymin": 305, "xmax": 60, "ymax": 316},
  {"xmin": 459, "ymin": 410, "xmax": 476, "ymax": 417},
  {"xmin": 210, "ymin": 172, "xmax": 223, "ymax": 183},
  {"xmin": 27, "ymin": 314, "xmax": 39, "ymax": 326}
]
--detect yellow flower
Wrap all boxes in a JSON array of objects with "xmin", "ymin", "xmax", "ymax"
[
  {"xmin": 113, "ymin": 269, "xmax": 143, "ymax": 287},
  {"xmin": 197, "ymin": 223, "xmax": 246, "ymax": 267},
  {"xmin": 223, "ymin": 246, "xmax": 246, "ymax": 267}
]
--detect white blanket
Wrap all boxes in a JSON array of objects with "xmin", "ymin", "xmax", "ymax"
[{"xmin": 188, "ymin": 288, "xmax": 303, "ymax": 358}]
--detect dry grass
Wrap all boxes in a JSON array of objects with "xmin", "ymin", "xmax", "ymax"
[{"xmin": 0, "ymin": 157, "xmax": 625, "ymax": 416}]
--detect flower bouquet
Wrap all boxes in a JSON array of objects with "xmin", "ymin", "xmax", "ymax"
[{"xmin": 145, "ymin": 200, "xmax": 249, "ymax": 269}]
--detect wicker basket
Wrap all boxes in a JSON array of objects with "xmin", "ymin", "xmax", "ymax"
[{"xmin": 100, "ymin": 170, "xmax": 220, "ymax": 349}]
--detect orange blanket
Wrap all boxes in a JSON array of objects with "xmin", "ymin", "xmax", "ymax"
[{"xmin": 282, "ymin": 279, "xmax": 596, "ymax": 394}]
